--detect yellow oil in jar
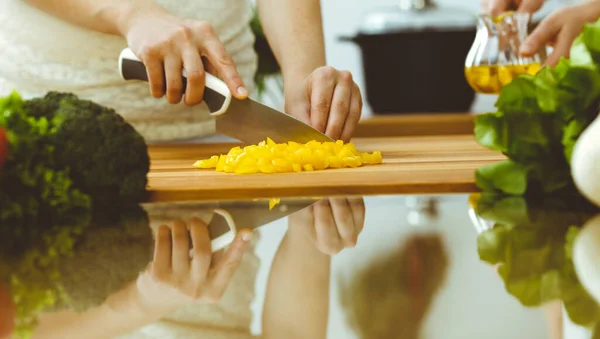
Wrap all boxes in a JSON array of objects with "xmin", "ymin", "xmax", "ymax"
[{"xmin": 464, "ymin": 63, "xmax": 541, "ymax": 94}]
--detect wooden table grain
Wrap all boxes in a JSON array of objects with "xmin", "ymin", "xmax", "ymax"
[{"xmin": 146, "ymin": 134, "xmax": 502, "ymax": 202}]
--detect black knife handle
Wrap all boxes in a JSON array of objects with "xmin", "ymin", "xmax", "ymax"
[{"xmin": 118, "ymin": 48, "xmax": 231, "ymax": 115}]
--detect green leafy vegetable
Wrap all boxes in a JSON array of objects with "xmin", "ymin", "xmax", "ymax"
[
  {"xmin": 475, "ymin": 160, "xmax": 529, "ymax": 195},
  {"xmin": 473, "ymin": 19, "xmax": 600, "ymax": 195}
]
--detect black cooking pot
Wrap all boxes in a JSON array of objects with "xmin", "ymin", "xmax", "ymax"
[{"xmin": 341, "ymin": 0, "xmax": 477, "ymax": 114}]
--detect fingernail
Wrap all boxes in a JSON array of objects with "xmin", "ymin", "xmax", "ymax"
[
  {"xmin": 520, "ymin": 43, "xmax": 533, "ymax": 55},
  {"xmin": 242, "ymin": 232, "xmax": 253, "ymax": 242},
  {"xmin": 237, "ymin": 86, "xmax": 248, "ymax": 97}
]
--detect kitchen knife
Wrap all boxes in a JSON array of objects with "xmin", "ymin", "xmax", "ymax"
[
  {"xmin": 207, "ymin": 197, "xmax": 319, "ymax": 251},
  {"xmin": 118, "ymin": 48, "xmax": 332, "ymax": 144}
]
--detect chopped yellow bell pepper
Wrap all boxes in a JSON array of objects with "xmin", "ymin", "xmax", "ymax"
[
  {"xmin": 192, "ymin": 137, "xmax": 383, "ymax": 174},
  {"xmin": 193, "ymin": 155, "xmax": 220, "ymax": 169},
  {"xmin": 269, "ymin": 198, "xmax": 281, "ymax": 210}
]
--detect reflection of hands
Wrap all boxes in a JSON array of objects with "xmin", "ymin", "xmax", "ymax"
[
  {"xmin": 0, "ymin": 283, "xmax": 14, "ymax": 339},
  {"xmin": 289, "ymin": 198, "xmax": 365, "ymax": 255},
  {"xmin": 133, "ymin": 218, "xmax": 253, "ymax": 315}
]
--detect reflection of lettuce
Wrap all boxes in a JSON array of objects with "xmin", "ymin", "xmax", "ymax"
[
  {"xmin": 473, "ymin": 19, "xmax": 600, "ymax": 195},
  {"xmin": 474, "ymin": 193, "xmax": 600, "ymax": 330}
]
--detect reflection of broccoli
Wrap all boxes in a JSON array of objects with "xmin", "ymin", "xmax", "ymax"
[
  {"xmin": 52, "ymin": 204, "xmax": 153, "ymax": 312},
  {"xmin": 0, "ymin": 203, "xmax": 152, "ymax": 338},
  {"xmin": 24, "ymin": 92, "xmax": 150, "ymax": 204},
  {"xmin": 0, "ymin": 208, "xmax": 90, "ymax": 339}
]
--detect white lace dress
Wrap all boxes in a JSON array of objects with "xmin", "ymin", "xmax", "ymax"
[{"xmin": 0, "ymin": 0, "xmax": 258, "ymax": 142}]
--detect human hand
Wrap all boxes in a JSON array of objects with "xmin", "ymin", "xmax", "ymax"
[
  {"xmin": 132, "ymin": 218, "xmax": 253, "ymax": 315},
  {"xmin": 288, "ymin": 197, "xmax": 366, "ymax": 255},
  {"xmin": 284, "ymin": 68, "xmax": 363, "ymax": 142},
  {"xmin": 520, "ymin": 1, "xmax": 600, "ymax": 67},
  {"xmin": 481, "ymin": 0, "xmax": 544, "ymax": 17},
  {"xmin": 122, "ymin": 10, "xmax": 248, "ymax": 106}
]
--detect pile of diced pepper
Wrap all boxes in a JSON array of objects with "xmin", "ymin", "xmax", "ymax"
[{"xmin": 193, "ymin": 138, "xmax": 383, "ymax": 174}]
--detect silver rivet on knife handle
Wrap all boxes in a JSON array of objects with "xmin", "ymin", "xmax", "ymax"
[{"xmin": 117, "ymin": 48, "xmax": 232, "ymax": 116}]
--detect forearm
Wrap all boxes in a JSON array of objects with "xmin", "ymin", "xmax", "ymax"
[
  {"xmin": 33, "ymin": 281, "xmax": 163, "ymax": 339},
  {"xmin": 262, "ymin": 226, "xmax": 330, "ymax": 339},
  {"xmin": 256, "ymin": 0, "xmax": 326, "ymax": 83},
  {"xmin": 22, "ymin": 0, "xmax": 167, "ymax": 36}
]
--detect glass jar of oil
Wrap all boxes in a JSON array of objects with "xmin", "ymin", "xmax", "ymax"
[{"xmin": 464, "ymin": 12, "xmax": 546, "ymax": 94}]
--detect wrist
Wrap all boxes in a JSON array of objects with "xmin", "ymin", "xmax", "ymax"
[
  {"xmin": 281, "ymin": 61, "xmax": 325, "ymax": 87},
  {"xmin": 282, "ymin": 69, "xmax": 313, "ymax": 87},
  {"xmin": 103, "ymin": 280, "xmax": 151, "ymax": 321},
  {"xmin": 583, "ymin": 0, "xmax": 600, "ymax": 21},
  {"xmin": 114, "ymin": 1, "xmax": 170, "ymax": 37}
]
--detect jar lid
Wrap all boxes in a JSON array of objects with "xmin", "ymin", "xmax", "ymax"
[{"xmin": 358, "ymin": 0, "xmax": 476, "ymax": 35}]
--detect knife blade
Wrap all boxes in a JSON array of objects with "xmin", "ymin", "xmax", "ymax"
[
  {"xmin": 207, "ymin": 197, "xmax": 318, "ymax": 251},
  {"xmin": 118, "ymin": 48, "xmax": 332, "ymax": 144}
]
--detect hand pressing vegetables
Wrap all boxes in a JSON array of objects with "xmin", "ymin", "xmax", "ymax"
[{"xmin": 193, "ymin": 138, "xmax": 383, "ymax": 174}]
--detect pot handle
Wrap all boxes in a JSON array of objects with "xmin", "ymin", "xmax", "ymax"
[{"xmin": 338, "ymin": 35, "xmax": 358, "ymax": 43}]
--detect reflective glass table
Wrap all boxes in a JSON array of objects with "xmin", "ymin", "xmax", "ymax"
[{"xmin": 1, "ymin": 193, "xmax": 599, "ymax": 339}]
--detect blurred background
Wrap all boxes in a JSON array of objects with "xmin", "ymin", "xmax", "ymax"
[{"xmin": 252, "ymin": 0, "xmax": 580, "ymax": 116}]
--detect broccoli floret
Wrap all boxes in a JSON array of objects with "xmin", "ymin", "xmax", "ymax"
[
  {"xmin": 21, "ymin": 92, "xmax": 77, "ymax": 120},
  {"xmin": 0, "ymin": 91, "xmax": 91, "ymax": 231},
  {"xmin": 24, "ymin": 92, "xmax": 150, "ymax": 204},
  {"xmin": 49, "ymin": 93, "xmax": 150, "ymax": 204}
]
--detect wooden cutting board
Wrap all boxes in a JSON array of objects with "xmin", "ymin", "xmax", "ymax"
[{"xmin": 146, "ymin": 135, "xmax": 505, "ymax": 202}]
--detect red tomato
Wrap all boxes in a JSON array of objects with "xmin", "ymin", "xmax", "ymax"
[
  {"xmin": 0, "ymin": 128, "xmax": 7, "ymax": 169},
  {"xmin": 0, "ymin": 284, "xmax": 15, "ymax": 339}
]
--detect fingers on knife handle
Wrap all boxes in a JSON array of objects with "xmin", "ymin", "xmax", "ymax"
[{"xmin": 118, "ymin": 48, "xmax": 232, "ymax": 115}]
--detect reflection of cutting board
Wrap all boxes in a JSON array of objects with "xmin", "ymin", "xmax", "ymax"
[{"xmin": 147, "ymin": 135, "xmax": 505, "ymax": 202}]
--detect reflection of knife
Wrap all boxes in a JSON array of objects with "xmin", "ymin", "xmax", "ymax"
[
  {"xmin": 208, "ymin": 198, "xmax": 318, "ymax": 251},
  {"xmin": 118, "ymin": 48, "xmax": 332, "ymax": 144}
]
